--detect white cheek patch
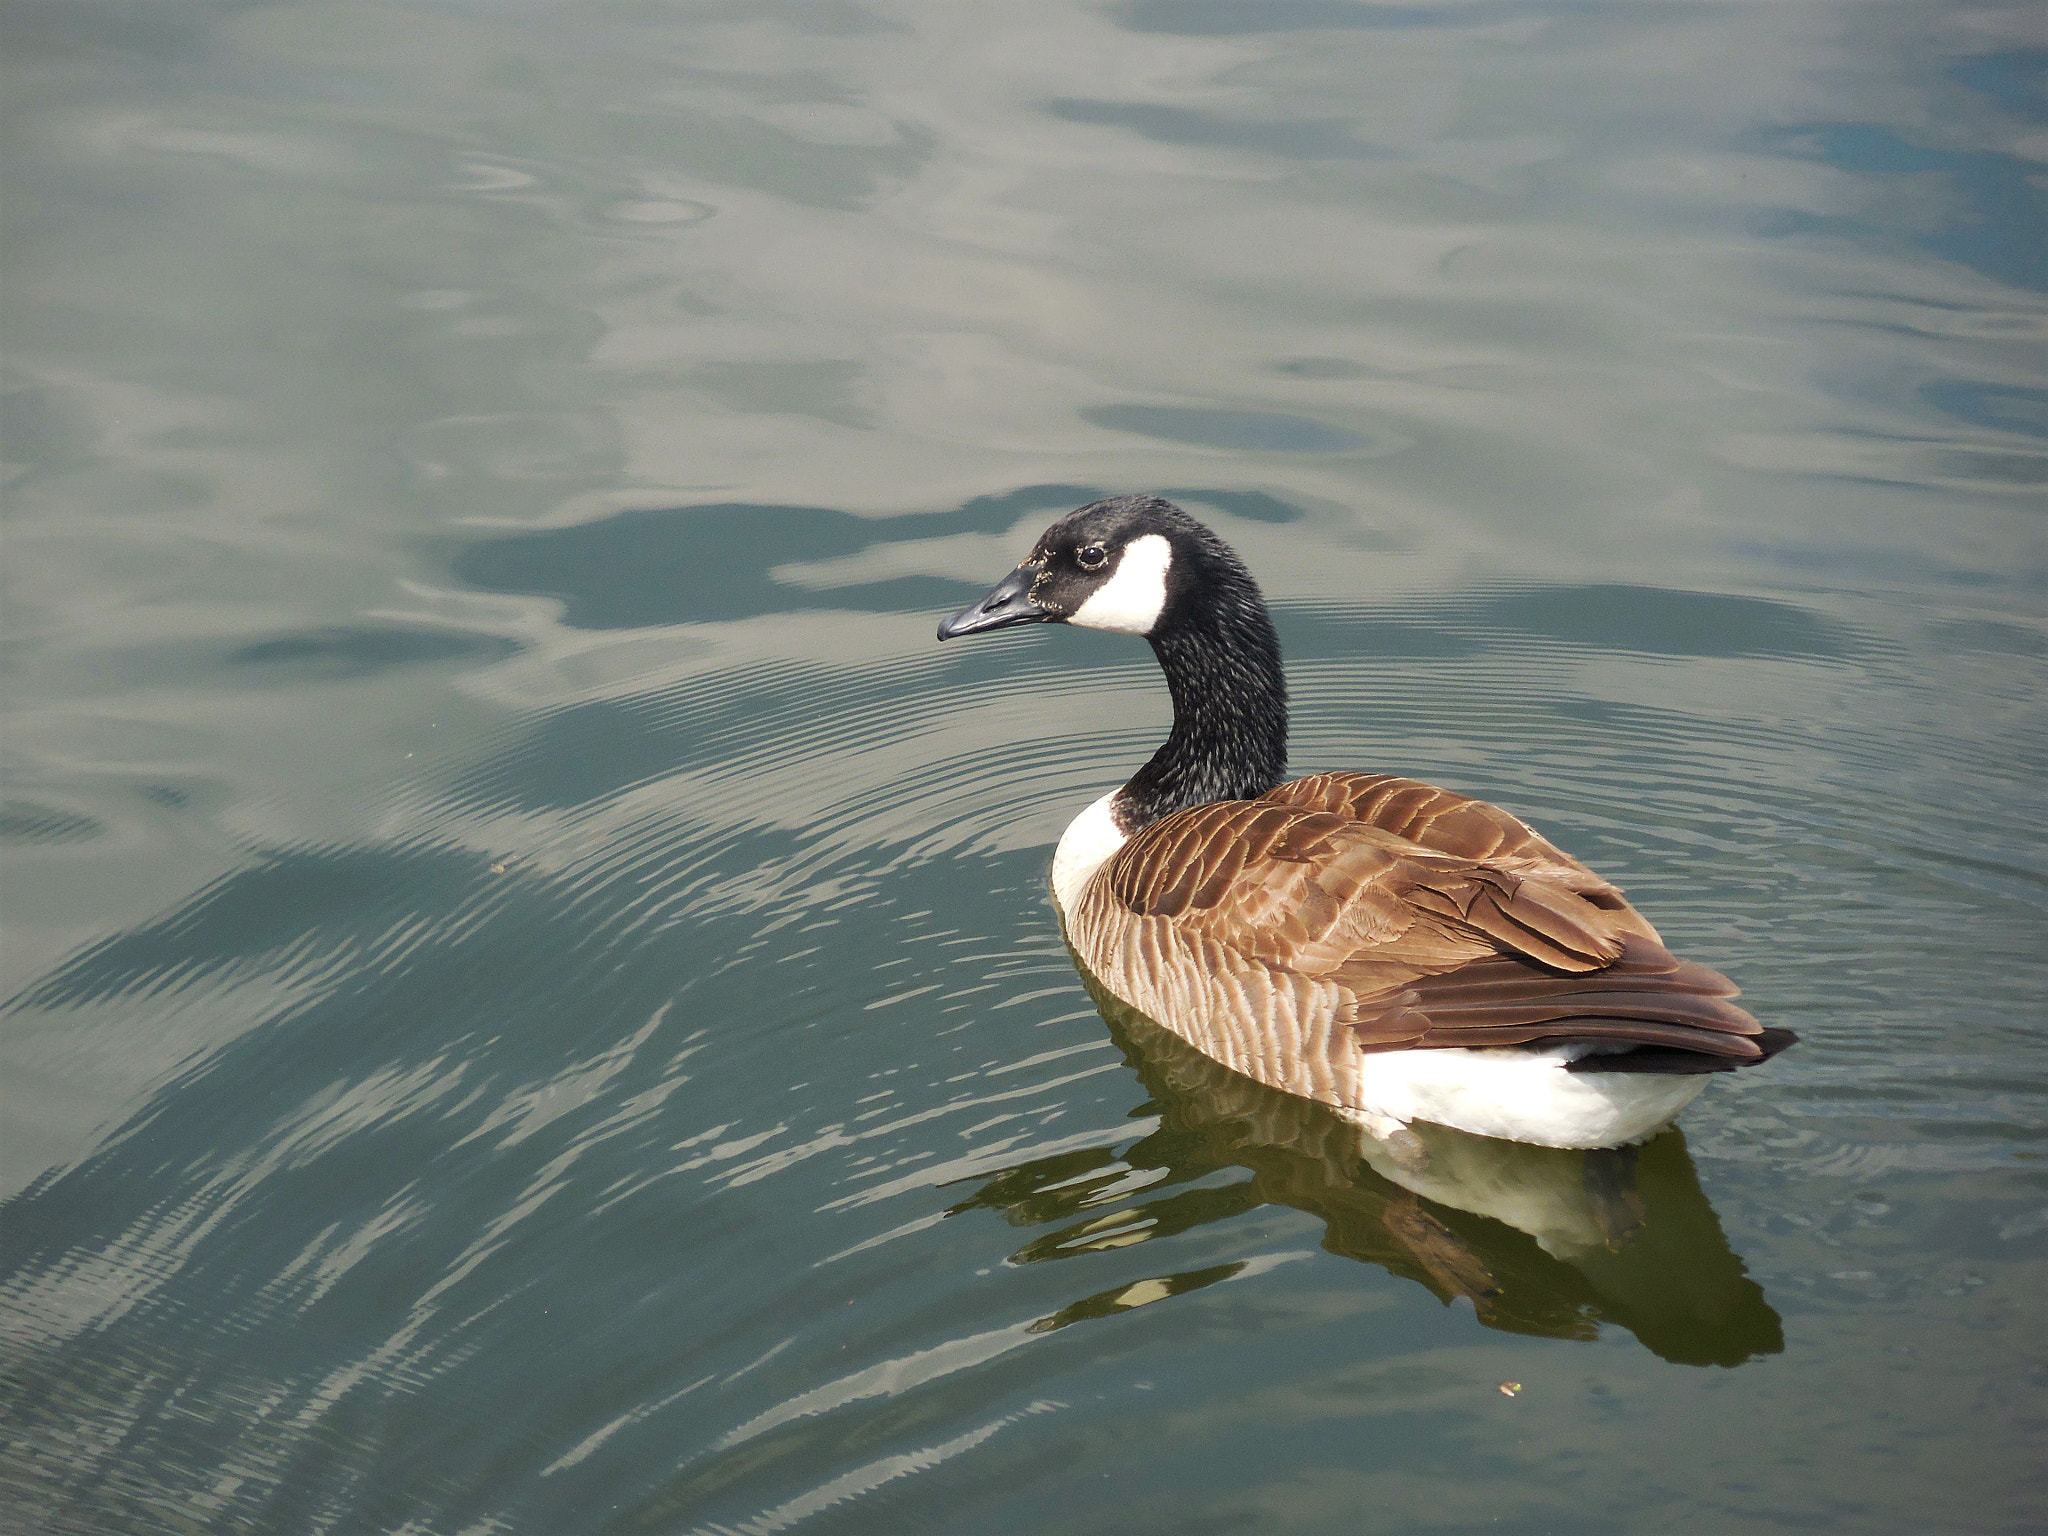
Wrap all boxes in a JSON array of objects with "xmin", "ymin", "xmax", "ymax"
[{"xmin": 1069, "ymin": 534, "xmax": 1172, "ymax": 635}]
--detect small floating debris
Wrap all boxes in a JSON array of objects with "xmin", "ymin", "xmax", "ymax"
[{"xmin": 1498, "ymin": 1382, "xmax": 1522, "ymax": 1397}]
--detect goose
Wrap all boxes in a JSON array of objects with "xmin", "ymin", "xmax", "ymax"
[{"xmin": 937, "ymin": 494, "xmax": 1794, "ymax": 1150}]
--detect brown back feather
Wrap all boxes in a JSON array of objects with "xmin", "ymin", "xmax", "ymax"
[{"xmin": 1098, "ymin": 778, "xmax": 1769, "ymax": 1064}]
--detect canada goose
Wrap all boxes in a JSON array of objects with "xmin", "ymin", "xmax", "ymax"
[{"xmin": 938, "ymin": 495, "xmax": 1795, "ymax": 1150}]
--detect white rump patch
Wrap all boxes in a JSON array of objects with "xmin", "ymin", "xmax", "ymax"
[
  {"xmin": 1357, "ymin": 1047, "xmax": 1711, "ymax": 1149},
  {"xmin": 1070, "ymin": 534, "xmax": 1172, "ymax": 635}
]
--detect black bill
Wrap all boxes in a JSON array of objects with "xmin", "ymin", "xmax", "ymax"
[{"xmin": 936, "ymin": 567, "xmax": 1050, "ymax": 640}]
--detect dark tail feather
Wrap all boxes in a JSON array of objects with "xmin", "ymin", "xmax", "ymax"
[{"xmin": 1567, "ymin": 1027, "xmax": 1799, "ymax": 1076}]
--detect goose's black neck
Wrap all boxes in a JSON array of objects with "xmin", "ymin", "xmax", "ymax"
[{"xmin": 1114, "ymin": 547, "xmax": 1288, "ymax": 833}]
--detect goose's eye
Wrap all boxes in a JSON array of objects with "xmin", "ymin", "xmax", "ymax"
[{"xmin": 1076, "ymin": 544, "xmax": 1108, "ymax": 571}]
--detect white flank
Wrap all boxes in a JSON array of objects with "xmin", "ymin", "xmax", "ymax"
[
  {"xmin": 1051, "ymin": 793, "xmax": 1126, "ymax": 912},
  {"xmin": 1070, "ymin": 534, "xmax": 1172, "ymax": 635}
]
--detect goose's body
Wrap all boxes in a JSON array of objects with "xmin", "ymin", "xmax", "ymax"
[{"xmin": 940, "ymin": 496, "xmax": 1792, "ymax": 1150}]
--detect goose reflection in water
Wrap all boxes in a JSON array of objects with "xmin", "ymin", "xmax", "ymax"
[{"xmin": 953, "ymin": 969, "xmax": 1783, "ymax": 1369}]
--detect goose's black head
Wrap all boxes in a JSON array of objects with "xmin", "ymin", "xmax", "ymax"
[
  {"xmin": 937, "ymin": 495, "xmax": 1289, "ymax": 822},
  {"xmin": 936, "ymin": 494, "xmax": 1255, "ymax": 642}
]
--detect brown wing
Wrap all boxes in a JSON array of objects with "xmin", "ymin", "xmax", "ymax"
[
  {"xmin": 1259, "ymin": 772, "xmax": 1658, "ymax": 941},
  {"xmin": 1101, "ymin": 788, "xmax": 1773, "ymax": 1065}
]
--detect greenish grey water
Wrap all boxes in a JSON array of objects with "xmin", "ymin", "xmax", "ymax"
[{"xmin": 2, "ymin": 2, "xmax": 2043, "ymax": 1532}]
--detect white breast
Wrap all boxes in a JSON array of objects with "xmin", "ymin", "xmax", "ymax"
[{"xmin": 1052, "ymin": 793, "xmax": 1126, "ymax": 912}]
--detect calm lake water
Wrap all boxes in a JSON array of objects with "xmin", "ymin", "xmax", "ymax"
[{"xmin": 4, "ymin": 2, "xmax": 2044, "ymax": 1532}]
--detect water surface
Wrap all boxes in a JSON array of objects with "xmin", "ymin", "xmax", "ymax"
[{"xmin": 3, "ymin": 2, "xmax": 2044, "ymax": 1532}]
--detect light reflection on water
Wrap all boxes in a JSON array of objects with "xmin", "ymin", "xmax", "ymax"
[{"xmin": 2, "ymin": 1, "xmax": 2044, "ymax": 1532}]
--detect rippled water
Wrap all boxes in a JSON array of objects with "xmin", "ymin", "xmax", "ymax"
[{"xmin": 4, "ymin": 2, "xmax": 2044, "ymax": 1532}]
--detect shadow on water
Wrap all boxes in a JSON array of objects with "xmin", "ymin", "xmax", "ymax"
[
  {"xmin": 225, "ymin": 625, "xmax": 523, "ymax": 682},
  {"xmin": 954, "ymin": 969, "xmax": 1783, "ymax": 1369},
  {"xmin": 449, "ymin": 483, "xmax": 1093, "ymax": 629},
  {"xmin": 1748, "ymin": 49, "xmax": 2048, "ymax": 297}
]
